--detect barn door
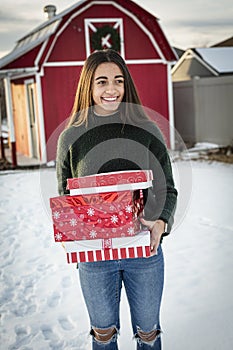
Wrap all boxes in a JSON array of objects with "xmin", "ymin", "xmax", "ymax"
[{"xmin": 25, "ymin": 80, "xmax": 39, "ymax": 158}]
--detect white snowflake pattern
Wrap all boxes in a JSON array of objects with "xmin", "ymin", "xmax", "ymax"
[
  {"xmin": 125, "ymin": 205, "xmax": 132, "ymax": 213},
  {"xmin": 69, "ymin": 218, "xmax": 77, "ymax": 227},
  {"xmin": 55, "ymin": 232, "xmax": 63, "ymax": 241},
  {"xmin": 87, "ymin": 208, "xmax": 95, "ymax": 216},
  {"xmin": 53, "ymin": 211, "xmax": 60, "ymax": 219},
  {"xmin": 127, "ymin": 227, "xmax": 135, "ymax": 235},
  {"xmin": 111, "ymin": 215, "xmax": 118, "ymax": 224},
  {"xmin": 89, "ymin": 230, "xmax": 97, "ymax": 238}
]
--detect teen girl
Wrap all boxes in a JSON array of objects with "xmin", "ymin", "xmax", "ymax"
[{"xmin": 56, "ymin": 49, "xmax": 177, "ymax": 349}]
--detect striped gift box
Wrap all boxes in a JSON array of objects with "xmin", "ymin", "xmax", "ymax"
[{"xmin": 62, "ymin": 230, "xmax": 151, "ymax": 263}]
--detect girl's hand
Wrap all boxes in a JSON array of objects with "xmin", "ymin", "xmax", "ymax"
[{"xmin": 140, "ymin": 218, "xmax": 165, "ymax": 256}]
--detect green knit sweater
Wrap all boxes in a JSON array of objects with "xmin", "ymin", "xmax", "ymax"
[{"xmin": 56, "ymin": 112, "xmax": 178, "ymax": 233}]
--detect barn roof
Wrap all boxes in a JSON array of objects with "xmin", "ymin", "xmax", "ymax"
[
  {"xmin": 0, "ymin": 1, "xmax": 83, "ymax": 69},
  {"xmin": 0, "ymin": 0, "xmax": 177, "ymax": 70}
]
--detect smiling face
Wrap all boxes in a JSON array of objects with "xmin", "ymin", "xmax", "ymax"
[{"xmin": 92, "ymin": 62, "xmax": 125, "ymax": 115}]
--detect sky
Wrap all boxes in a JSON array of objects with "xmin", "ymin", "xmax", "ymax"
[{"xmin": 0, "ymin": 0, "xmax": 233, "ymax": 59}]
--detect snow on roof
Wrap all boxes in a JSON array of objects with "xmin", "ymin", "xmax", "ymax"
[{"xmin": 195, "ymin": 47, "xmax": 233, "ymax": 74}]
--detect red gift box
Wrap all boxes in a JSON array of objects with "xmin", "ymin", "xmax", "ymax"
[
  {"xmin": 50, "ymin": 170, "xmax": 153, "ymax": 243},
  {"xmin": 50, "ymin": 190, "xmax": 144, "ymax": 242},
  {"xmin": 62, "ymin": 230, "xmax": 151, "ymax": 263},
  {"xmin": 67, "ymin": 170, "xmax": 153, "ymax": 195}
]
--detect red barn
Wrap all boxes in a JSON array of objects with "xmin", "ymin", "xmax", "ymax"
[{"xmin": 0, "ymin": 0, "xmax": 177, "ymax": 164}]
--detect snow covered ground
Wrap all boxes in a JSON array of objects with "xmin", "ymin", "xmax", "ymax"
[{"xmin": 0, "ymin": 160, "xmax": 233, "ymax": 350}]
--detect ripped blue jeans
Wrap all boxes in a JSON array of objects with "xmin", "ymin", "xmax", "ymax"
[{"xmin": 79, "ymin": 244, "xmax": 164, "ymax": 349}]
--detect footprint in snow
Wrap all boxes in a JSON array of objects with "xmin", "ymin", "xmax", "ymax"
[
  {"xmin": 15, "ymin": 324, "xmax": 29, "ymax": 337},
  {"xmin": 58, "ymin": 316, "xmax": 75, "ymax": 331},
  {"xmin": 47, "ymin": 292, "xmax": 61, "ymax": 308},
  {"xmin": 61, "ymin": 276, "xmax": 73, "ymax": 288},
  {"xmin": 9, "ymin": 325, "xmax": 33, "ymax": 349},
  {"xmin": 27, "ymin": 256, "xmax": 40, "ymax": 264},
  {"xmin": 37, "ymin": 263, "xmax": 53, "ymax": 272},
  {"xmin": 1, "ymin": 256, "xmax": 16, "ymax": 269},
  {"xmin": 41, "ymin": 324, "xmax": 60, "ymax": 342}
]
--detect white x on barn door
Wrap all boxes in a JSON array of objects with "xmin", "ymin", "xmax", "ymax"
[{"xmin": 84, "ymin": 18, "xmax": 124, "ymax": 57}]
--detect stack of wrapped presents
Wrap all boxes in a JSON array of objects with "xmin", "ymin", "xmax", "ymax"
[{"xmin": 50, "ymin": 170, "xmax": 153, "ymax": 263}]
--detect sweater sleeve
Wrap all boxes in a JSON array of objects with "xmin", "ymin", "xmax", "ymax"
[
  {"xmin": 56, "ymin": 130, "xmax": 72, "ymax": 196},
  {"xmin": 155, "ymin": 150, "xmax": 178, "ymax": 232},
  {"xmin": 145, "ymin": 126, "xmax": 178, "ymax": 233}
]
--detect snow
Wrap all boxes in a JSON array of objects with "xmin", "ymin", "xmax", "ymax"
[
  {"xmin": 176, "ymin": 142, "xmax": 221, "ymax": 162},
  {"xmin": 1, "ymin": 160, "xmax": 233, "ymax": 349},
  {"xmin": 189, "ymin": 142, "xmax": 221, "ymax": 151},
  {"xmin": 1, "ymin": 119, "xmax": 9, "ymax": 144}
]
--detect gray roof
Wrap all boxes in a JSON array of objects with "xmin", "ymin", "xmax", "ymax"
[{"xmin": 195, "ymin": 47, "xmax": 233, "ymax": 74}]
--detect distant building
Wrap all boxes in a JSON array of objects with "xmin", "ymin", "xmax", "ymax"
[
  {"xmin": 172, "ymin": 47, "xmax": 233, "ymax": 82},
  {"xmin": 173, "ymin": 47, "xmax": 185, "ymax": 59},
  {"xmin": 172, "ymin": 47, "xmax": 233, "ymax": 146},
  {"xmin": 211, "ymin": 35, "xmax": 233, "ymax": 47}
]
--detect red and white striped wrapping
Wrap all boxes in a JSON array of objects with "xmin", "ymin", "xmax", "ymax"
[
  {"xmin": 67, "ymin": 170, "xmax": 153, "ymax": 195},
  {"xmin": 63, "ymin": 230, "xmax": 151, "ymax": 263}
]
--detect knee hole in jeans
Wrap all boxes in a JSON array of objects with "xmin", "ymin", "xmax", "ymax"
[
  {"xmin": 91, "ymin": 326, "xmax": 117, "ymax": 343},
  {"xmin": 136, "ymin": 328, "xmax": 161, "ymax": 345}
]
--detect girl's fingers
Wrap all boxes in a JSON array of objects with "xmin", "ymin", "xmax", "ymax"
[{"xmin": 140, "ymin": 218, "xmax": 165, "ymax": 256}]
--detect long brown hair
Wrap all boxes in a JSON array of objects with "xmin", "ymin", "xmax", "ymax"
[{"xmin": 67, "ymin": 49, "xmax": 149, "ymax": 128}]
